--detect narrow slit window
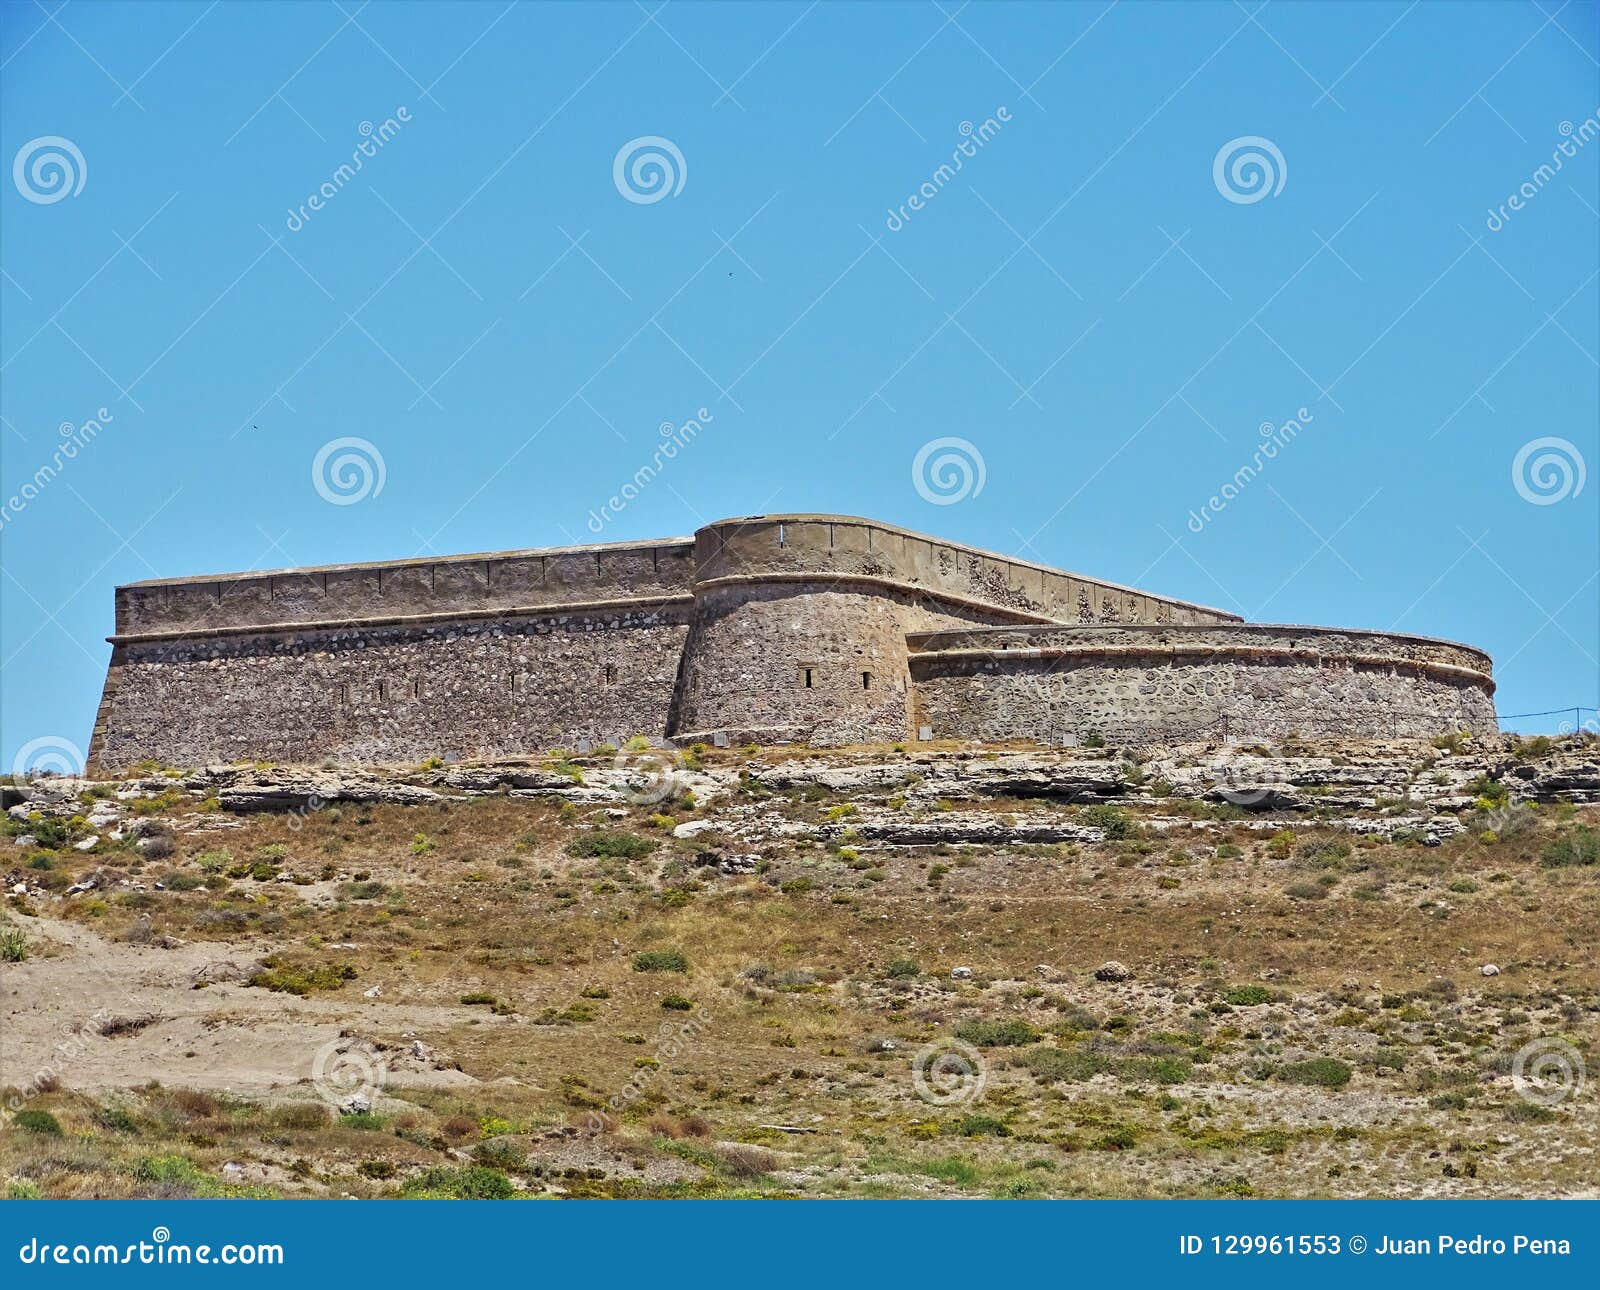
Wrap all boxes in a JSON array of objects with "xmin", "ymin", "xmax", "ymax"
[
  {"xmin": 337, "ymin": 683, "xmax": 350, "ymax": 707},
  {"xmin": 802, "ymin": 667, "xmax": 814, "ymax": 689},
  {"xmin": 412, "ymin": 679, "xmax": 422, "ymax": 699},
  {"xmin": 604, "ymin": 663, "xmax": 617, "ymax": 685},
  {"xmin": 377, "ymin": 680, "xmax": 386, "ymax": 701},
  {"xmin": 862, "ymin": 671, "xmax": 872, "ymax": 690}
]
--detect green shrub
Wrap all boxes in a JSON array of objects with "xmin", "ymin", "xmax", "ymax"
[
  {"xmin": 407, "ymin": 1165, "xmax": 514, "ymax": 1199},
  {"xmin": 632, "ymin": 949, "xmax": 689, "ymax": 973},
  {"xmin": 472, "ymin": 1138, "xmax": 526, "ymax": 1169},
  {"xmin": 1020, "ymin": 1046, "xmax": 1107, "ymax": 1083},
  {"xmin": 885, "ymin": 959, "xmax": 920, "ymax": 979},
  {"xmin": 954, "ymin": 1115, "xmax": 1010, "ymax": 1137},
  {"xmin": 0, "ymin": 924, "xmax": 28, "ymax": 962},
  {"xmin": 1540, "ymin": 826, "xmax": 1599, "ymax": 868},
  {"xmin": 134, "ymin": 1155, "xmax": 210, "ymax": 1188},
  {"xmin": 954, "ymin": 1018, "xmax": 1040, "ymax": 1047},
  {"xmin": 95, "ymin": 1104, "xmax": 139, "ymax": 1133},
  {"xmin": 1294, "ymin": 837, "xmax": 1351, "ymax": 868},
  {"xmin": 248, "ymin": 962, "xmax": 356, "ymax": 995},
  {"xmin": 1081, "ymin": 804, "xmax": 1134, "ymax": 839},
  {"xmin": 567, "ymin": 832, "xmax": 659, "ymax": 860},
  {"xmin": 13, "ymin": 1109, "xmax": 62, "ymax": 1135},
  {"xmin": 460, "ymin": 991, "xmax": 498, "ymax": 1006},
  {"xmin": 1221, "ymin": 985, "xmax": 1272, "ymax": 1006},
  {"xmin": 1277, "ymin": 1057, "xmax": 1352, "ymax": 1089},
  {"xmin": 1284, "ymin": 881, "xmax": 1327, "ymax": 901},
  {"xmin": 660, "ymin": 994, "xmax": 693, "ymax": 1010}
]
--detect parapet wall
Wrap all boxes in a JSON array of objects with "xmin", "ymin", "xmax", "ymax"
[
  {"xmin": 908, "ymin": 624, "xmax": 1498, "ymax": 744},
  {"xmin": 112, "ymin": 537, "xmax": 697, "ymax": 640},
  {"xmin": 692, "ymin": 515, "xmax": 1242, "ymax": 627}
]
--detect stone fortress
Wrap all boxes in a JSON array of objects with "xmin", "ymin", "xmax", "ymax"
[{"xmin": 87, "ymin": 514, "xmax": 1498, "ymax": 771}]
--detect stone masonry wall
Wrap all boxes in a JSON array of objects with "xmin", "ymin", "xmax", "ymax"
[
  {"xmin": 908, "ymin": 625, "xmax": 1498, "ymax": 744},
  {"xmin": 93, "ymin": 609, "xmax": 690, "ymax": 769},
  {"xmin": 87, "ymin": 516, "xmax": 1494, "ymax": 767}
]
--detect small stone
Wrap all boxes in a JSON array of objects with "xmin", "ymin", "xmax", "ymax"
[
  {"xmin": 73, "ymin": 835, "xmax": 99, "ymax": 852},
  {"xmin": 950, "ymin": 966, "xmax": 974, "ymax": 980},
  {"xmin": 340, "ymin": 1095, "xmax": 372, "ymax": 1116},
  {"xmin": 221, "ymin": 1162, "xmax": 244, "ymax": 1179},
  {"xmin": 364, "ymin": 985, "xmax": 382, "ymax": 998},
  {"xmin": 14, "ymin": 834, "xmax": 37, "ymax": 847},
  {"xmin": 673, "ymin": 819, "xmax": 716, "ymax": 839},
  {"xmin": 1480, "ymin": 964, "xmax": 1500, "ymax": 977},
  {"xmin": 1094, "ymin": 960, "xmax": 1132, "ymax": 982},
  {"xmin": 1036, "ymin": 964, "xmax": 1055, "ymax": 980}
]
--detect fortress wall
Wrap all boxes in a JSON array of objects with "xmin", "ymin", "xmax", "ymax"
[
  {"xmin": 669, "ymin": 584, "xmax": 953, "ymax": 745},
  {"xmin": 91, "ymin": 608, "xmax": 690, "ymax": 770},
  {"xmin": 908, "ymin": 625, "xmax": 1498, "ymax": 744},
  {"xmin": 90, "ymin": 515, "xmax": 1488, "ymax": 766},
  {"xmin": 692, "ymin": 516, "xmax": 1241, "ymax": 627},
  {"xmin": 113, "ymin": 538, "xmax": 697, "ymax": 638}
]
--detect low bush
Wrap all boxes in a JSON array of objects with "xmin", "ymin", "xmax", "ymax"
[
  {"xmin": 1277, "ymin": 1057, "xmax": 1353, "ymax": 1089},
  {"xmin": 13, "ymin": 1109, "xmax": 62, "ymax": 1135},
  {"xmin": 954, "ymin": 1018, "xmax": 1040, "ymax": 1047},
  {"xmin": 632, "ymin": 949, "xmax": 689, "ymax": 973},
  {"xmin": 567, "ymin": 832, "xmax": 659, "ymax": 860},
  {"xmin": 1540, "ymin": 826, "xmax": 1599, "ymax": 868}
]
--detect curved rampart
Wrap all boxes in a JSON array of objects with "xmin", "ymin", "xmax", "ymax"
[{"xmin": 907, "ymin": 624, "xmax": 1498, "ymax": 743}]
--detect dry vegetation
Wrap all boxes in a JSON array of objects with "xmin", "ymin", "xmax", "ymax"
[{"xmin": 2, "ymin": 735, "xmax": 1596, "ymax": 1199}]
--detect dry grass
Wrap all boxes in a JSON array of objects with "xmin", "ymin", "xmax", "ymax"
[{"xmin": 3, "ymin": 747, "xmax": 1596, "ymax": 1198}]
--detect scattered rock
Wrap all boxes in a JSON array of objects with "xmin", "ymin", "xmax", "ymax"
[
  {"xmin": 191, "ymin": 959, "xmax": 263, "ymax": 987},
  {"xmin": 1094, "ymin": 961, "xmax": 1133, "ymax": 983},
  {"xmin": 950, "ymin": 966, "xmax": 974, "ymax": 980},
  {"xmin": 673, "ymin": 819, "xmax": 717, "ymax": 839},
  {"xmin": 340, "ymin": 1095, "xmax": 372, "ymax": 1116},
  {"xmin": 1480, "ymin": 964, "xmax": 1501, "ymax": 977},
  {"xmin": 73, "ymin": 836, "xmax": 99, "ymax": 852}
]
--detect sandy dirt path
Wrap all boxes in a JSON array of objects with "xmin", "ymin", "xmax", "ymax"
[{"xmin": 1, "ymin": 915, "xmax": 478, "ymax": 1099}]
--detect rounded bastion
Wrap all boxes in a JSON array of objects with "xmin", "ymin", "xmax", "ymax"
[{"xmin": 906, "ymin": 623, "xmax": 1498, "ymax": 745}]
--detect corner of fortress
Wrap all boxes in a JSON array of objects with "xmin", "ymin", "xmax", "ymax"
[{"xmin": 86, "ymin": 514, "xmax": 1498, "ymax": 771}]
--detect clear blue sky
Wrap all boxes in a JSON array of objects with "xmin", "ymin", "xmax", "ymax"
[{"xmin": 3, "ymin": 0, "xmax": 1597, "ymax": 769}]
